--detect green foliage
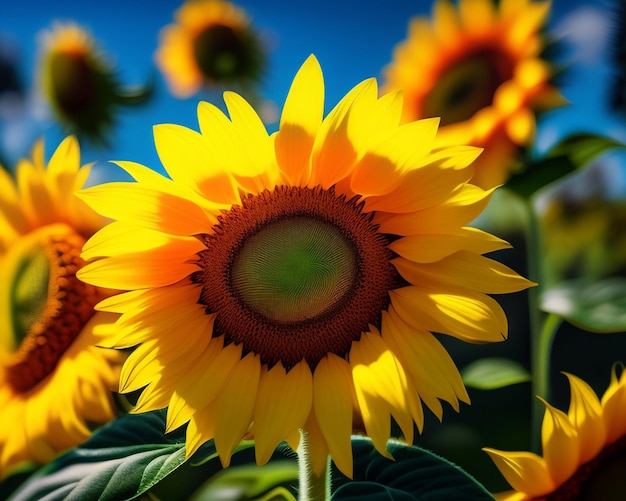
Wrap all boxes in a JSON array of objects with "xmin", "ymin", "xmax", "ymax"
[
  {"xmin": 507, "ymin": 134, "xmax": 625, "ymax": 198},
  {"xmin": 331, "ymin": 437, "xmax": 494, "ymax": 500},
  {"xmin": 541, "ymin": 277, "xmax": 626, "ymax": 333},
  {"xmin": 6, "ymin": 412, "xmax": 498, "ymax": 501},
  {"xmin": 461, "ymin": 358, "xmax": 531, "ymax": 390}
]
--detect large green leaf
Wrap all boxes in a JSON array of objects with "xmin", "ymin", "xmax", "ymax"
[
  {"xmin": 461, "ymin": 357, "xmax": 531, "ymax": 390},
  {"xmin": 331, "ymin": 437, "xmax": 494, "ymax": 500},
  {"xmin": 507, "ymin": 134, "xmax": 625, "ymax": 198},
  {"xmin": 7, "ymin": 410, "xmax": 190, "ymax": 501},
  {"xmin": 7, "ymin": 410, "xmax": 297, "ymax": 501},
  {"xmin": 188, "ymin": 463, "xmax": 298, "ymax": 501},
  {"xmin": 541, "ymin": 277, "xmax": 626, "ymax": 333}
]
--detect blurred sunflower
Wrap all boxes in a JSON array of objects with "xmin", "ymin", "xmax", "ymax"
[
  {"xmin": 39, "ymin": 22, "xmax": 151, "ymax": 145},
  {"xmin": 485, "ymin": 368, "xmax": 626, "ymax": 500},
  {"xmin": 0, "ymin": 137, "xmax": 124, "ymax": 479},
  {"xmin": 155, "ymin": 0, "xmax": 265, "ymax": 98},
  {"xmin": 383, "ymin": 0, "xmax": 565, "ymax": 189},
  {"xmin": 77, "ymin": 55, "xmax": 533, "ymax": 478}
]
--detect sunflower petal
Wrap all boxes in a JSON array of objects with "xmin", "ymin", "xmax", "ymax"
[
  {"xmin": 483, "ymin": 448, "xmax": 554, "ymax": 496},
  {"xmin": 252, "ymin": 361, "xmax": 313, "ymax": 466},
  {"xmin": 313, "ymin": 353, "xmax": 355, "ymax": 478},
  {"xmin": 275, "ymin": 54, "xmax": 324, "ymax": 186}
]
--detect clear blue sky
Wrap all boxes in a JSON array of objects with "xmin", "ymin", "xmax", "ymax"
[{"xmin": 0, "ymin": 0, "xmax": 624, "ymax": 188}]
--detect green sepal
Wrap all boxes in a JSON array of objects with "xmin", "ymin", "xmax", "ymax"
[
  {"xmin": 461, "ymin": 357, "xmax": 531, "ymax": 390},
  {"xmin": 541, "ymin": 277, "xmax": 626, "ymax": 333},
  {"xmin": 506, "ymin": 134, "xmax": 625, "ymax": 198}
]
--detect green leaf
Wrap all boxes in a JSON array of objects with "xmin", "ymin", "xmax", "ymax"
[
  {"xmin": 188, "ymin": 462, "xmax": 298, "ymax": 501},
  {"xmin": 541, "ymin": 277, "xmax": 626, "ymax": 333},
  {"xmin": 507, "ymin": 134, "xmax": 625, "ymax": 198},
  {"xmin": 7, "ymin": 410, "xmax": 190, "ymax": 501},
  {"xmin": 331, "ymin": 437, "xmax": 494, "ymax": 500},
  {"xmin": 461, "ymin": 357, "xmax": 531, "ymax": 390}
]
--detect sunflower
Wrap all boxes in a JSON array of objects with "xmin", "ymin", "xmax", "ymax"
[
  {"xmin": 485, "ymin": 367, "xmax": 626, "ymax": 500},
  {"xmin": 0, "ymin": 137, "xmax": 124, "ymax": 478},
  {"xmin": 155, "ymin": 0, "xmax": 265, "ymax": 98},
  {"xmin": 77, "ymin": 55, "xmax": 533, "ymax": 479},
  {"xmin": 39, "ymin": 22, "xmax": 151, "ymax": 145},
  {"xmin": 382, "ymin": 0, "xmax": 565, "ymax": 189}
]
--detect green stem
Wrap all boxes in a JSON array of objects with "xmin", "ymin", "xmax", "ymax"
[
  {"xmin": 297, "ymin": 430, "xmax": 331, "ymax": 501},
  {"xmin": 524, "ymin": 197, "xmax": 561, "ymax": 451}
]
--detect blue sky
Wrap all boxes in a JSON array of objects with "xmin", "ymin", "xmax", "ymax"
[{"xmin": 0, "ymin": 0, "xmax": 624, "ymax": 191}]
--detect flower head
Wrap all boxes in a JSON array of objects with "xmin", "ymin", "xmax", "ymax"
[
  {"xmin": 39, "ymin": 22, "xmax": 151, "ymax": 145},
  {"xmin": 0, "ymin": 137, "xmax": 124, "ymax": 478},
  {"xmin": 383, "ymin": 0, "xmax": 565, "ymax": 189},
  {"xmin": 155, "ymin": 0, "xmax": 265, "ymax": 98},
  {"xmin": 78, "ymin": 55, "xmax": 533, "ymax": 478},
  {"xmin": 485, "ymin": 367, "xmax": 626, "ymax": 499}
]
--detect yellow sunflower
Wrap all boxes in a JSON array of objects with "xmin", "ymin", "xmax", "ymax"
[
  {"xmin": 485, "ymin": 367, "xmax": 626, "ymax": 499},
  {"xmin": 39, "ymin": 22, "xmax": 151, "ymax": 145},
  {"xmin": 155, "ymin": 0, "xmax": 265, "ymax": 98},
  {"xmin": 0, "ymin": 137, "xmax": 124, "ymax": 479},
  {"xmin": 383, "ymin": 0, "xmax": 565, "ymax": 189},
  {"xmin": 77, "ymin": 55, "xmax": 533, "ymax": 479}
]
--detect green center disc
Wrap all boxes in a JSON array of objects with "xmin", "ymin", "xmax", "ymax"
[
  {"xmin": 231, "ymin": 216, "xmax": 357, "ymax": 323},
  {"xmin": 1, "ymin": 237, "xmax": 50, "ymax": 355}
]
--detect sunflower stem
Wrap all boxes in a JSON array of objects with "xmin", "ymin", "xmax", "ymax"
[
  {"xmin": 297, "ymin": 430, "xmax": 331, "ymax": 501},
  {"xmin": 524, "ymin": 197, "xmax": 561, "ymax": 451}
]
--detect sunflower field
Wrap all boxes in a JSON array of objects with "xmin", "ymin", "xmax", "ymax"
[{"xmin": 1, "ymin": 0, "xmax": 626, "ymax": 499}]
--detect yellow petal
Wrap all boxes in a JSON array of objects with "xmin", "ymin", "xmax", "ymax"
[
  {"xmin": 213, "ymin": 352, "xmax": 261, "ymax": 467},
  {"xmin": 539, "ymin": 398, "xmax": 578, "ymax": 487},
  {"xmin": 77, "ymin": 182, "xmax": 214, "ymax": 236},
  {"xmin": 601, "ymin": 365, "xmax": 626, "ymax": 444},
  {"xmin": 78, "ymin": 244, "xmax": 199, "ymax": 290},
  {"xmin": 313, "ymin": 353, "xmax": 355, "ymax": 478},
  {"xmin": 375, "ymin": 185, "xmax": 494, "ymax": 236},
  {"xmin": 252, "ymin": 361, "xmax": 313, "ymax": 466},
  {"xmin": 388, "ymin": 227, "xmax": 511, "ymax": 263},
  {"xmin": 275, "ymin": 54, "xmax": 324, "ymax": 186},
  {"xmin": 563, "ymin": 373, "xmax": 605, "ymax": 464},
  {"xmin": 382, "ymin": 307, "xmax": 469, "ymax": 417},
  {"xmin": 153, "ymin": 124, "xmax": 241, "ymax": 205},
  {"xmin": 301, "ymin": 413, "xmax": 331, "ymax": 477},
  {"xmin": 81, "ymin": 221, "xmax": 205, "ymax": 261},
  {"xmin": 309, "ymin": 78, "xmax": 376, "ymax": 188},
  {"xmin": 392, "ymin": 251, "xmax": 535, "ymax": 294},
  {"xmin": 390, "ymin": 286, "xmax": 508, "ymax": 343},
  {"xmin": 350, "ymin": 332, "xmax": 415, "ymax": 458},
  {"xmin": 459, "ymin": 0, "xmax": 495, "ymax": 33},
  {"xmin": 483, "ymin": 448, "xmax": 554, "ymax": 496}
]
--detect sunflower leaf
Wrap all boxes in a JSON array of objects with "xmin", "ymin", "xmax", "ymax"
[
  {"xmin": 6, "ymin": 410, "xmax": 189, "ymax": 501},
  {"xmin": 541, "ymin": 277, "xmax": 626, "ymax": 333},
  {"xmin": 461, "ymin": 357, "xmax": 531, "ymax": 390},
  {"xmin": 507, "ymin": 134, "xmax": 625, "ymax": 198},
  {"xmin": 184, "ymin": 462, "xmax": 299, "ymax": 500},
  {"xmin": 331, "ymin": 437, "xmax": 494, "ymax": 500}
]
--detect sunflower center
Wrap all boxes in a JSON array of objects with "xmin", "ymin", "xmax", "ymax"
[
  {"xmin": 232, "ymin": 216, "xmax": 357, "ymax": 323},
  {"xmin": 193, "ymin": 24, "xmax": 250, "ymax": 81},
  {"xmin": 422, "ymin": 48, "xmax": 514, "ymax": 126},
  {"xmin": 49, "ymin": 51, "xmax": 94, "ymax": 114},
  {"xmin": 0, "ymin": 224, "xmax": 104, "ymax": 392},
  {"xmin": 545, "ymin": 434, "xmax": 626, "ymax": 501},
  {"xmin": 195, "ymin": 185, "xmax": 399, "ymax": 370}
]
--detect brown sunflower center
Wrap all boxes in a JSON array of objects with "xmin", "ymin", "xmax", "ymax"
[
  {"xmin": 192, "ymin": 23, "xmax": 259, "ymax": 82},
  {"xmin": 49, "ymin": 51, "xmax": 94, "ymax": 114},
  {"xmin": 194, "ymin": 185, "xmax": 400, "ymax": 370},
  {"xmin": 422, "ymin": 48, "xmax": 514, "ymax": 126},
  {"xmin": 544, "ymin": 434, "xmax": 626, "ymax": 501},
  {"xmin": 0, "ymin": 224, "xmax": 104, "ymax": 392}
]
